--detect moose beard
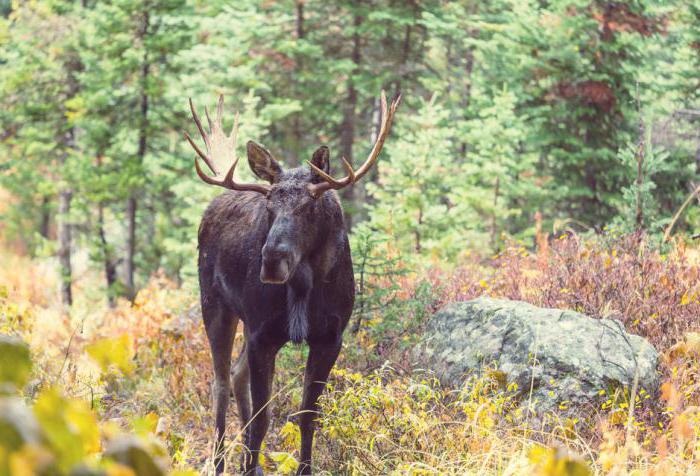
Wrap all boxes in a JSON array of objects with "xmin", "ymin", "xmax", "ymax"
[{"xmin": 286, "ymin": 260, "xmax": 312, "ymax": 344}]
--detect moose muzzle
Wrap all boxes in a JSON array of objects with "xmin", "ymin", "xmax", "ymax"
[{"xmin": 260, "ymin": 244, "xmax": 293, "ymax": 284}]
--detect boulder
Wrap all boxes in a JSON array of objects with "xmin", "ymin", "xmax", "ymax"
[{"xmin": 416, "ymin": 297, "xmax": 659, "ymax": 410}]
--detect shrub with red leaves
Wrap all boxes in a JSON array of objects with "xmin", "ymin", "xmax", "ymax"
[{"xmin": 429, "ymin": 233, "xmax": 700, "ymax": 351}]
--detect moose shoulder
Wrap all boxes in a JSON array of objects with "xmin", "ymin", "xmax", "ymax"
[{"xmin": 185, "ymin": 91, "xmax": 401, "ymax": 475}]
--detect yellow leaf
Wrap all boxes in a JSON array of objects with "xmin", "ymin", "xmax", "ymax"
[
  {"xmin": 106, "ymin": 462, "xmax": 137, "ymax": 476},
  {"xmin": 279, "ymin": 421, "xmax": 300, "ymax": 450},
  {"xmin": 33, "ymin": 388, "xmax": 100, "ymax": 472},
  {"xmin": 269, "ymin": 452, "xmax": 299, "ymax": 475},
  {"xmin": 131, "ymin": 413, "xmax": 159, "ymax": 436},
  {"xmin": 529, "ymin": 445, "xmax": 591, "ymax": 476},
  {"xmin": 86, "ymin": 335, "xmax": 135, "ymax": 376},
  {"xmin": 170, "ymin": 470, "xmax": 199, "ymax": 476}
]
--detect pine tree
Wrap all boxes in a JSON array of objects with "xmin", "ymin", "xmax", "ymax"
[
  {"xmin": 0, "ymin": 1, "xmax": 84, "ymax": 306},
  {"xmin": 78, "ymin": 0, "xmax": 193, "ymax": 297}
]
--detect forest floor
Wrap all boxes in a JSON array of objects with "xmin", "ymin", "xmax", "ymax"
[{"xmin": 3, "ymin": 232, "xmax": 700, "ymax": 475}]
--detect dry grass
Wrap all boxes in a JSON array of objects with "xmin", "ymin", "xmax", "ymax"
[{"xmin": 3, "ymin": 233, "xmax": 700, "ymax": 475}]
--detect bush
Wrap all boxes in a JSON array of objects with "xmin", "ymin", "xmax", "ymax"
[
  {"xmin": 432, "ymin": 232, "xmax": 700, "ymax": 351},
  {"xmin": 0, "ymin": 335, "xmax": 194, "ymax": 476}
]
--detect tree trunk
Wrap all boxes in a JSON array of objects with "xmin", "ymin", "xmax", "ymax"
[
  {"xmin": 98, "ymin": 202, "xmax": 118, "ymax": 307},
  {"xmin": 39, "ymin": 195, "xmax": 51, "ymax": 240},
  {"xmin": 96, "ymin": 155, "xmax": 118, "ymax": 307},
  {"xmin": 56, "ymin": 46, "xmax": 83, "ymax": 308},
  {"xmin": 635, "ymin": 121, "xmax": 645, "ymax": 230},
  {"xmin": 57, "ymin": 184, "xmax": 73, "ymax": 307},
  {"xmin": 296, "ymin": 1, "xmax": 304, "ymax": 39},
  {"xmin": 490, "ymin": 176, "xmax": 500, "ymax": 249},
  {"xmin": 414, "ymin": 207, "xmax": 422, "ymax": 253},
  {"xmin": 56, "ymin": 129, "xmax": 75, "ymax": 309},
  {"xmin": 290, "ymin": 0, "xmax": 305, "ymax": 165},
  {"xmin": 125, "ymin": 195, "xmax": 137, "ymax": 299},
  {"xmin": 125, "ymin": 9, "xmax": 150, "ymax": 300},
  {"xmin": 341, "ymin": 7, "xmax": 362, "ymax": 229}
]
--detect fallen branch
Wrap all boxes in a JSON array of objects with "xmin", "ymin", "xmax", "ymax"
[{"xmin": 662, "ymin": 184, "xmax": 700, "ymax": 243}]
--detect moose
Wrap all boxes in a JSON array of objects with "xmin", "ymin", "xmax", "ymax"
[{"xmin": 184, "ymin": 91, "xmax": 401, "ymax": 475}]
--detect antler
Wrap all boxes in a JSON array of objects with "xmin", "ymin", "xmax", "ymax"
[
  {"xmin": 307, "ymin": 90, "xmax": 401, "ymax": 199},
  {"xmin": 184, "ymin": 95, "xmax": 271, "ymax": 195}
]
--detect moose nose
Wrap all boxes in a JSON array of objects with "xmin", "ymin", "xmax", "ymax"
[
  {"xmin": 260, "ymin": 243, "xmax": 292, "ymax": 284},
  {"xmin": 262, "ymin": 243, "xmax": 291, "ymax": 261}
]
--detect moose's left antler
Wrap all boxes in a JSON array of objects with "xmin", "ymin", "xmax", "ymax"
[{"xmin": 306, "ymin": 90, "xmax": 401, "ymax": 198}]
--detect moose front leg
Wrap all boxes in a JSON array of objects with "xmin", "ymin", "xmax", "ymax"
[
  {"xmin": 202, "ymin": 301, "xmax": 237, "ymax": 475},
  {"xmin": 297, "ymin": 340, "xmax": 342, "ymax": 475},
  {"xmin": 242, "ymin": 340, "xmax": 281, "ymax": 475}
]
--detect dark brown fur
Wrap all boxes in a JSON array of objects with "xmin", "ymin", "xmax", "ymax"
[{"xmin": 199, "ymin": 145, "xmax": 354, "ymax": 475}]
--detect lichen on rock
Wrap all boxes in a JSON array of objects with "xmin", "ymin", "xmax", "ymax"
[{"xmin": 415, "ymin": 297, "xmax": 659, "ymax": 410}]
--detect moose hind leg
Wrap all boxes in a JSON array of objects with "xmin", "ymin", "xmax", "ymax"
[
  {"xmin": 297, "ymin": 340, "xmax": 342, "ymax": 475},
  {"xmin": 203, "ymin": 298, "xmax": 237, "ymax": 475},
  {"xmin": 231, "ymin": 341, "xmax": 252, "ymax": 434}
]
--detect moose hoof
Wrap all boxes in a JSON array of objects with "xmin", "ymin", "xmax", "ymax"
[
  {"xmin": 296, "ymin": 462, "xmax": 312, "ymax": 475},
  {"xmin": 242, "ymin": 468, "xmax": 264, "ymax": 476}
]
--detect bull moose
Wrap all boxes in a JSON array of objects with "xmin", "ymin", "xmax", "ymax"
[{"xmin": 184, "ymin": 91, "xmax": 401, "ymax": 475}]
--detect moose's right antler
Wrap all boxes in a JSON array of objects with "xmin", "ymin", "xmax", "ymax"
[{"xmin": 184, "ymin": 95, "xmax": 271, "ymax": 195}]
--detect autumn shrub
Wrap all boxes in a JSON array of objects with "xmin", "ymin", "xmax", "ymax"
[
  {"xmin": 6, "ymin": 234, "xmax": 700, "ymax": 475},
  {"xmin": 0, "ymin": 335, "xmax": 195, "ymax": 476},
  {"xmin": 431, "ymin": 232, "xmax": 700, "ymax": 351},
  {"xmin": 316, "ymin": 366, "xmax": 595, "ymax": 475}
]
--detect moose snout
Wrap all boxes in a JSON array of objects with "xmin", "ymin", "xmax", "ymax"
[{"xmin": 260, "ymin": 244, "xmax": 292, "ymax": 284}]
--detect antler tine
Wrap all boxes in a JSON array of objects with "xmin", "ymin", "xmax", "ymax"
[
  {"xmin": 307, "ymin": 156, "xmax": 355, "ymax": 187},
  {"xmin": 307, "ymin": 90, "xmax": 401, "ymax": 198},
  {"xmin": 185, "ymin": 96, "xmax": 271, "ymax": 195},
  {"xmin": 186, "ymin": 98, "xmax": 216, "ymax": 174},
  {"xmin": 184, "ymin": 131, "xmax": 216, "ymax": 174},
  {"xmin": 189, "ymin": 98, "xmax": 211, "ymax": 151},
  {"xmin": 204, "ymin": 105, "xmax": 214, "ymax": 133},
  {"xmin": 194, "ymin": 153, "xmax": 224, "ymax": 186}
]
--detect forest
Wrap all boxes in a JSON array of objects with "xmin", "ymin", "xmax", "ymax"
[{"xmin": 1, "ymin": 0, "xmax": 700, "ymax": 475}]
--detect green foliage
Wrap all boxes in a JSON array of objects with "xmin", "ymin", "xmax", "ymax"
[
  {"xmin": 366, "ymin": 95, "xmax": 471, "ymax": 259},
  {"xmin": 349, "ymin": 222, "xmax": 408, "ymax": 334},
  {"xmin": 347, "ymin": 223, "xmax": 436, "ymax": 363},
  {"xmin": 0, "ymin": 335, "xmax": 31, "ymax": 394},
  {"xmin": 1, "ymin": 0, "xmax": 699, "ymax": 296},
  {"xmin": 613, "ymin": 117, "xmax": 674, "ymax": 234}
]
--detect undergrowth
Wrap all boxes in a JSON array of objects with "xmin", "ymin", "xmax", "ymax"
[{"xmin": 2, "ymin": 233, "xmax": 700, "ymax": 474}]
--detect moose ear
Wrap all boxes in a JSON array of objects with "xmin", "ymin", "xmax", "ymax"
[
  {"xmin": 309, "ymin": 146, "xmax": 330, "ymax": 182},
  {"xmin": 247, "ymin": 141, "xmax": 282, "ymax": 183}
]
